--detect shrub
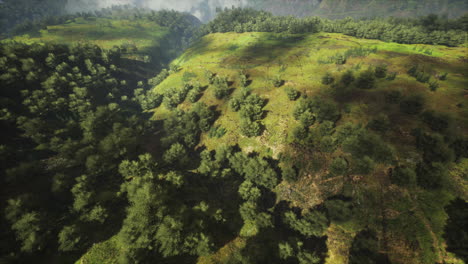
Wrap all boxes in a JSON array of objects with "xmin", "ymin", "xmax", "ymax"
[
  {"xmin": 392, "ymin": 166, "xmax": 417, "ymax": 187},
  {"xmin": 285, "ymin": 87, "xmax": 300, "ymax": 101},
  {"xmin": 273, "ymin": 75, "xmax": 284, "ymax": 87},
  {"xmin": 325, "ymin": 199, "xmax": 353, "ymax": 223},
  {"xmin": 352, "ymin": 156, "xmax": 375, "ymax": 175},
  {"xmin": 208, "ymin": 126, "xmax": 227, "ymax": 138},
  {"xmin": 187, "ymin": 89, "xmax": 201, "ymax": 103},
  {"xmin": 240, "ymin": 104, "xmax": 263, "ymax": 121},
  {"xmin": 230, "ymin": 98, "xmax": 242, "ymax": 112},
  {"xmin": 400, "ymin": 95, "xmax": 425, "ymax": 115},
  {"xmin": 299, "ymin": 111, "xmax": 316, "ymax": 127},
  {"xmin": 367, "ymin": 114, "xmax": 391, "ymax": 133},
  {"xmin": 438, "ymin": 72, "xmax": 448, "ymax": 81},
  {"xmin": 386, "ymin": 72, "xmax": 397, "ymax": 81},
  {"xmin": 321, "ymin": 72, "xmax": 334, "ymax": 85},
  {"xmin": 421, "ymin": 111, "xmax": 451, "ymax": 132},
  {"xmin": 240, "ymin": 120, "xmax": 262, "ymax": 137},
  {"xmin": 340, "ymin": 70, "xmax": 355, "ymax": 86},
  {"xmin": 290, "ymin": 125, "xmax": 308, "ymax": 142},
  {"xmin": 416, "ymin": 162, "xmax": 448, "ymax": 189},
  {"xmin": 329, "ymin": 157, "xmax": 348, "ymax": 176},
  {"xmin": 384, "ymin": 90, "xmax": 402, "ymax": 104},
  {"xmin": 374, "ymin": 65, "xmax": 387, "ymax": 78},
  {"xmin": 282, "ymin": 167, "xmax": 298, "ymax": 183},
  {"xmin": 429, "ymin": 81, "xmax": 439, "ymax": 91},
  {"xmin": 356, "ymin": 69, "xmax": 376, "ymax": 89}
]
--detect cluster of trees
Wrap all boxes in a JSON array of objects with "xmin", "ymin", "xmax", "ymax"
[
  {"xmin": 230, "ymin": 89, "xmax": 267, "ymax": 137},
  {"xmin": 380, "ymin": 87, "xmax": 467, "ymax": 191},
  {"xmin": 320, "ymin": 15, "xmax": 467, "ymax": 46},
  {"xmin": 198, "ymin": 8, "xmax": 321, "ymax": 35},
  {"xmin": 202, "ymin": 8, "xmax": 467, "ymax": 46},
  {"xmin": 0, "ymin": 41, "xmax": 153, "ymax": 261},
  {"xmin": 320, "ymin": 66, "xmax": 398, "ymax": 101}
]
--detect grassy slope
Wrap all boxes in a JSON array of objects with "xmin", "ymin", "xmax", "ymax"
[
  {"xmin": 4, "ymin": 17, "xmax": 170, "ymax": 79},
  {"xmin": 156, "ymin": 32, "xmax": 467, "ymax": 155},
  {"xmin": 78, "ymin": 32, "xmax": 467, "ymax": 263},
  {"xmin": 9, "ymin": 17, "xmax": 168, "ymax": 52},
  {"xmin": 154, "ymin": 32, "xmax": 467, "ymax": 264}
]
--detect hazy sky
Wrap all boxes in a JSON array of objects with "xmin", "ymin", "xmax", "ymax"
[{"xmin": 66, "ymin": 0, "xmax": 248, "ymax": 21}]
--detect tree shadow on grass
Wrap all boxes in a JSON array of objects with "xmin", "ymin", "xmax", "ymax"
[{"xmin": 221, "ymin": 34, "xmax": 309, "ymax": 68}]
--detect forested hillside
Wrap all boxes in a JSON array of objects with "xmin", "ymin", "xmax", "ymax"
[
  {"xmin": 0, "ymin": 6, "xmax": 467, "ymax": 264},
  {"xmin": 247, "ymin": 0, "xmax": 468, "ymax": 19}
]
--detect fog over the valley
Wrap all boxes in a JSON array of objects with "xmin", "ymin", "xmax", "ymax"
[{"xmin": 66, "ymin": 0, "xmax": 248, "ymax": 21}]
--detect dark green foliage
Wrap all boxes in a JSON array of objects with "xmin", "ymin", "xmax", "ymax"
[
  {"xmin": 285, "ymin": 87, "xmax": 300, "ymax": 101},
  {"xmin": 356, "ymin": 69, "xmax": 376, "ymax": 89},
  {"xmin": 408, "ymin": 65, "xmax": 431, "ymax": 83},
  {"xmin": 438, "ymin": 72, "xmax": 448, "ymax": 81},
  {"xmin": 391, "ymin": 166, "xmax": 417, "ymax": 187},
  {"xmin": 352, "ymin": 156, "xmax": 375, "ymax": 175},
  {"xmin": 343, "ymin": 129, "xmax": 394, "ymax": 164},
  {"xmin": 4, "ymin": 199, "xmax": 46, "ymax": 253},
  {"xmin": 282, "ymin": 166, "xmax": 298, "ymax": 183},
  {"xmin": 429, "ymin": 80, "xmax": 439, "ymax": 91},
  {"xmin": 412, "ymin": 129, "xmax": 455, "ymax": 163},
  {"xmin": 213, "ymin": 76, "xmax": 230, "ymax": 99},
  {"xmin": 200, "ymin": 8, "xmax": 320, "ymax": 35},
  {"xmin": 163, "ymin": 143, "xmax": 189, "ymax": 167},
  {"xmin": 240, "ymin": 120, "xmax": 262, "ymax": 137},
  {"xmin": 291, "ymin": 125, "xmax": 309, "ymax": 142},
  {"xmin": 294, "ymin": 98, "xmax": 340, "ymax": 123},
  {"xmin": 325, "ymin": 199, "xmax": 353, "ymax": 223},
  {"xmin": 240, "ymin": 104, "xmax": 264, "ymax": 122},
  {"xmin": 322, "ymin": 72, "xmax": 335, "ymax": 85},
  {"xmin": 451, "ymin": 138, "xmax": 468, "ymax": 159},
  {"xmin": 0, "ymin": 41, "xmax": 155, "ymax": 260},
  {"xmin": 283, "ymin": 210, "xmax": 328, "ymax": 238},
  {"xmin": 367, "ymin": 114, "xmax": 391, "ymax": 133},
  {"xmin": 148, "ymin": 69, "xmax": 170, "ymax": 86},
  {"xmin": 273, "ymin": 75, "xmax": 284, "ymax": 87},
  {"xmin": 58, "ymin": 225, "xmax": 82, "ymax": 252},
  {"xmin": 386, "ymin": 71, "xmax": 397, "ymax": 80},
  {"xmin": 298, "ymin": 111, "xmax": 316, "ymax": 127},
  {"xmin": 421, "ymin": 111, "xmax": 451, "ymax": 132},
  {"xmin": 231, "ymin": 153, "xmax": 278, "ymax": 190},
  {"xmin": 374, "ymin": 65, "xmax": 387, "ymax": 78},
  {"xmin": 349, "ymin": 230, "xmax": 390, "ymax": 264},
  {"xmin": 385, "ymin": 90, "xmax": 402, "ymax": 104},
  {"xmin": 187, "ymin": 85, "xmax": 203, "ymax": 103},
  {"xmin": 329, "ymin": 157, "xmax": 348, "ymax": 176},
  {"xmin": 444, "ymin": 198, "xmax": 468, "ymax": 262},
  {"xmin": 134, "ymin": 89, "xmax": 163, "ymax": 110},
  {"xmin": 340, "ymin": 70, "xmax": 355, "ymax": 86},
  {"xmin": 400, "ymin": 95, "xmax": 425, "ymax": 115},
  {"xmin": 162, "ymin": 103, "xmax": 216, "ymax": 147},
  {"xmin": 278, "ymin": 238, "xmax": 321, "ymax": 264},
  {"xmin": 320, "ymin": 15, "xmax": 466, "ymax": 47},
  {"xmin": 238, "ymin": 181, "xmax": 261, "ymax": 201},
  {"xmin": 232, "ymin": 92, "xmax": 267, "ymax": 137},
  {"xmin": 208, "ymin": 125, "xmax": 227, "ymax": 138},
  {"xmin": 416, "ymin": 162, "xmax": 449, "ymax": 189},
  {"xmin": 240, "ymin": 73, "xmax": 249, "ymax": 88},
  {"xmin": 229, "ymin": 98, "xmax": 242, "ymax": 111}
]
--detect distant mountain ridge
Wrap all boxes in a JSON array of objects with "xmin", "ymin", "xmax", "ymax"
[{"xmin": 248, "ymin": 0, "xmax": 468, "ymax": 18}]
